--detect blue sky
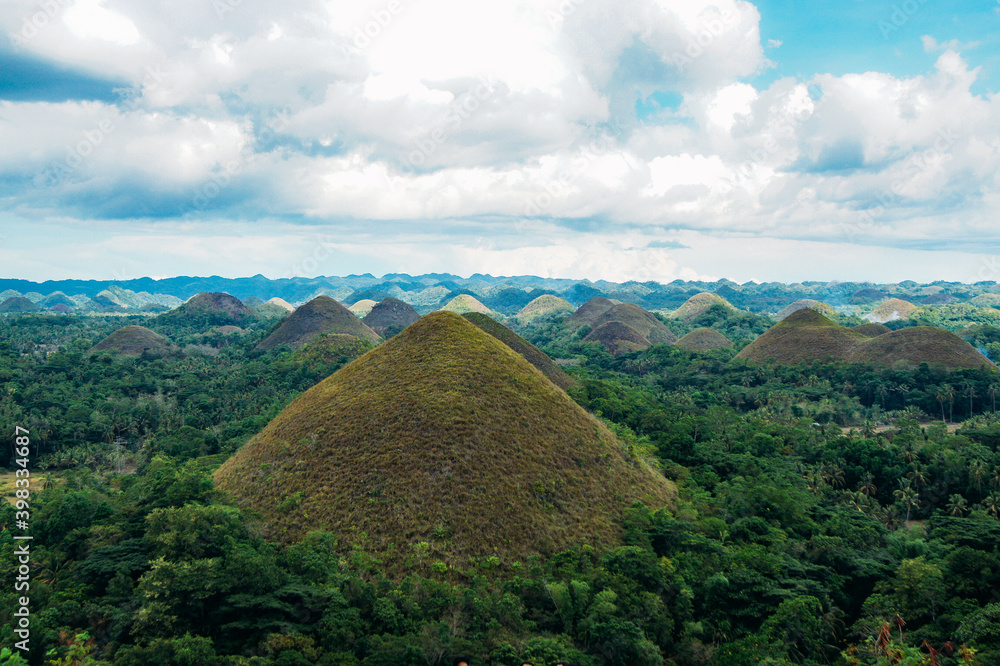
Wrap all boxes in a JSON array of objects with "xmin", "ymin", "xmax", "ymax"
[{"xmin": 1, "ymin": 0, "xmax": 1000, "ymax": 284}]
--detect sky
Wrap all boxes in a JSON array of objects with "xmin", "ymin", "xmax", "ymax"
[{"xmin": 2, "ymin": 0, "xmax": 1000, "ymax": 284}]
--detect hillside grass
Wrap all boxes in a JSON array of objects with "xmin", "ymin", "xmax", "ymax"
[
  {"xmin": 463, "ymin": 312, "xmax": 578, "ymax": 390},
  {"xmin": 674, "ymin": 327, "xmax": 733, "ymax": 351},
  {"xmin": 670, "ymin": 293, "xmax": 736, "ymax": 321},
  {"xmin": 584, "ymin": 321, "xmax": 651, "ymax": 356},
  {"xmin": 257, "ymin": 296, "xmax": 381, "ymax": 350},
  {"xmin": 215, "ymin": 312, "xmax": 675, "ymax": 573},
  {"xmin": 90, "ymin": 326, "xmax": 174, "ymax": 356}
]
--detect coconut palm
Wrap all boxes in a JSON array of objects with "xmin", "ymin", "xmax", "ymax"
[
  {"xmin": 893, "ymin": 486, "xmax": 920, "ymax": 522},
  {"xmin": 946, "ymin": 494, "xmax": 968, "ymax": 517},
  {"xmin": 983, "ymin": 492, "xmax": 1000, "ymax": 519},
  {"xmin": 970, "ymin": 460, "xmax": 987, "ymax": 495},
  {"xmin": 859, "ymin": 472, "xmax": 877, "ymax": 497}
]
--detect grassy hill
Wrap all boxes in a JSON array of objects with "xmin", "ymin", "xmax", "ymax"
[
  {"xmin": 738, "ymin": 309, "xmax": 995, "ymax": 369},
  {"xmin": 0, "ymin": 296, "xmax": 41, "ymax": 313},
  {"xmin": 516, "ymin": 294, "xmax": 575, "ymax": 323},
  {"xmin": 291, "ymin": 333, "xmax": 376, "ymax": 368},
  {"xmin": 865, "ymin": 298, "xmax": 918, "ymax": 323},
  {"xmin": 584, "ymin": 321, "xmax": 651, "ymax": 355},
  {"xmin": 90, "ymin": 326, "xmax": 174, "ymax": 357},
  {"xmin": 362, "ymin": 297, "xmax": 421, "ymax": 336},
  {"xmin": 568, "ymin": 296, "xmax": 617, "ymax": 328},
  {"xmin": 674, "ymin": 328, "xmax": 733, "ymax": 351},
  {"xmin": 266, "ymin": 297, "xmax": 295, "ymax": 312},
  {"xmin": 462, "ymin": 312, "xmax": 577, "ymax": 390},
  {"xmin": 153, "ymin": 292, "xmax": 256, "ymax": 331},
  {"xmin": 256, "ymin": 296, "xmax": 381, "ymax": 351},
  {"xmin": 588, "ymin": 303, "xmax": 677, "ymax": 345},
  {"xmin": 440, "ymin": 294, "xmax": 493, "ymax": 315},
  {"xmin": 348, "ymin": 299, "xmax": 377, "ymax": 318},
  {"xmin": 215, "ymin": 312, "xmax": 675, "ymax": 569},
  {"xmin": 671, "ymin": 293, "xmax": 737, "ymax": 321},
  {"xmin": 774, "ymin": 299, "xmax": 837, "ymax": 321}
]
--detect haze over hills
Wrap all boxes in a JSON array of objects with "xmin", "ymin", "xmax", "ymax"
[
  {"xmin": 256, "ymin": 296, "xmax": 381, "ymax": 351},
  {"xmin": 214, "ymin": 312, "xmax": 675, "ymax": 567}
]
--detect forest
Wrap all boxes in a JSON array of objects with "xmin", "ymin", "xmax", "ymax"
[{"xmin": 2, "ymin": 300, "xmax": 1000, "ymax": 666}]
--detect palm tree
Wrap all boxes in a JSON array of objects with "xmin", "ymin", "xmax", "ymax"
[
  {"xmin": 822, "ymin": 463, "xmax": 846, "ymax": 489},
  {"xmin": 970, "ymin": 460, "xmax": 987, "ymax": 496},
  {"xmin": 946, "ymin": 494, "xmax": 968, "ymax": 517},
  {"xmin": 982, "ymin": 492, "xmax": 1000, "ymax": 519},
  {"xmin": 988, "ymin": 383, "xmax": 999, "ymax": 413},
  {"xmin": 942, "ymin": 384, "xmax": 955, "ymax": 422},
  {"xmin": 893, "ymin": 486, "xmax": 920, "ymax": 522},
  {"xmin": 859, "ymin": 472, "xmax": 877, "ymax": 497},
  {"xmin": 990, "ymin": 467, "xmax": 1000, "ymax": 492},
  {"xmin": 906, "ymin": 466, "xmax": 928, "ymax": 490},
  {"xmin": 964, "ymin": 383, "xmax": 978, "ymax": 418}
]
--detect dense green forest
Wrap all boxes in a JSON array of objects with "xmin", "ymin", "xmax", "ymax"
[{"xmin": 3, "ymin": 309, "xmax": 1000, "ymax": 665}]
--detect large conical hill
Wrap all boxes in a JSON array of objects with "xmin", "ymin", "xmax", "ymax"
[
  {"xmin": 462, "ymin": 312, "xmax": 577, "ymax": 390},
  {"xmin": 851, "ymin": 327, "xmax": 995, "ymax": 370},
  {"xmin": 568, "ymin": 296, "xmax": 616, "ymax": 328},
  {"xmin": 584, "ymin": 321, "xmax": 651, "ymax": 356},
  {"xmin": 256, "ymin": 296, "xmax": 381, "ymax": 350},
  {"xmin": 736, "ymin": 309, "xmax": 865, "ymax": 364},
  {"xmin": 516, "ymin": 295, "xmax": 575, "ymax": 323},
  {"xmin": 775, "ymin": 299, "xmax": 837, "ymax": 321},
  {"xmin": 154, "ymin": 292, "xmax": 256, "ymax": 329},
  {"xmin": 440, "ymin": 293, "xmax": 493, "ymax": 315},
  {"xmin": 90, "ymin": 326, "xmax": 174, "ymax": 357},
  {"xmin": 362, "ymin": 297, "xmax": 421, "ymax": 335},
  {"xmin": 865, "ymin": 298, "xmax": 918, "ymax": 323},
  {"xmin": 215, "ymin": 312, "xmax": 675, "ymax": 568},
  {"xmin": 589, "ymin": 303, "xmax": 677, "ymax": 345},
  {"xmin": 671, "ymin": 293, "xmax": 737, "ymax": 321},
  {"xmin": 674, "ymin": 328, "xmax": 733, "ymax": 351},
  {"xmin": 0, "ymin": 297, "xmax": 41, "ymax": 313}
]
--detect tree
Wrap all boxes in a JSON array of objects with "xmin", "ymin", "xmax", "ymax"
[
  {"xmin": 946, "ymin": 494, "xmax": 968, "ymax": 517},
  {"xmin": 893, "ymin": 486, "xmax": 920, "ymax": 522}
]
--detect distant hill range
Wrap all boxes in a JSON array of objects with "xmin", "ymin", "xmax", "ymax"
[
  {"xmin": 737, "ymin": 309, "xmax": 994, "ymax": 370},
  {"xmin": 214, "ymin": 312, "xmax": 675, "ymax": 568},
  {"xmin": 1, "ymin": 274, "xmax": 999, "ymax": 321}
]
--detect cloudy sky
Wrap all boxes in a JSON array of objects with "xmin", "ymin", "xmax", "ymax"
[{"xmin": 2, "ymin": 0, "xmax": 1000, "ymax": 284}]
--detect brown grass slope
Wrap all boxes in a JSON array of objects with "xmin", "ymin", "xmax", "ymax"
[
  {"xmin": 568, "ymin": 297, "xmax": 617, "ymax": 328},
  {"xmin": 736, "ymin": 309, "xmax": 866, "ymax": 365},
  {"xmin": 671, "ymin": 293, "xmax": 736, "ymax": 321},
  {"xmin": 851, "ymin": 327, "xmax": 995, "ymax": 370},
  {"xmin": 584, "ymin": 321, "xmax": 652, "ymax": 356},
  {"xmin": 291, "ymin": 333, "xmax": 376, "ymax": 368},
  {"xmin": 90, "ymin": 326, "xmax": 173, "ymax": 356},
  {"xmin": 440, "ymin": 294, "xmax": 493, "ymax": 315},
  {"xmin": 865, "ymin": 298, "xmax": 918, "ymax": 323},
  {"xmin": 517, "ymin": 295, "xmax": 575, "ymax": 322},
  {"xmin": 589, "ymin": 303, "xmax": 678, "ymax": 345},
  {"xmin": 674, "ymin": 328, "xmax": 733, "ymax": 351},
  {"xmin": 215, "ymin": 312, "xmax": 675, "ymax": 568},
  {"xmin": 462, "ymin": 312, "xmax": 577, "ymax": 390},
  {"xmin": 0, "ymin": 297, "xmax": 40, "ymax": 313},
  {"xmin": 267, "ymin": 297, "xmax": 295, "ymax": 312},
  {"xmin": 775, "ymin": 299, "xmax": 837, "ymax": 321},
  {"xmin": 853, "ymin": 323, "xmax": 891, "ymax": 337},
  {"xmin": 256, "ymin": 296, "xmax": 381, "ymax": 351},
  {"xmin": 348, "ymin": 299, "xmax": 378, "ymax": 318},
  {"xmin": 180, "ymin": 292, "xmax": 256, "ymax": 321},
  {"xmin": 362, "ymin": 297, "xmax": 421, "ymax": 335}
]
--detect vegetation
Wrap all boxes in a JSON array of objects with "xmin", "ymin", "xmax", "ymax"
[
  {"xmin": 256, "ymin": 296, "xmax": 380, "ymax": 351},
  {"xmin": 462, "ymin": 313, "xmax": 577, "ymax": 390}
]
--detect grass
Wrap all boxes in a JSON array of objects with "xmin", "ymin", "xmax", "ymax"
[
  {"xmin": 737, "ymin": 309, "xmax": 996, "ymax": 370},
  {"xmin": 0, "ymin": 471, "xmax": 62, "ymax": 506},
  {"xmin": 90, "ymin": 326, "xmax": 173, "ymax": 356},
  {"xmin": 361, "ymin": 297, "xmax": 420, "ymax": 334},
  {"xmin": 853, "ymin": 323, "xmax": 891, "ymax": 337},
  {"xmin": 567, "ymin": 297, "xmax": 616, "ymax": 328},
  {"xmin": 215, "ymin": 311, "xmax": 675, "ymax": 573},
  {"xmin": 292, "ymin": 333, "xmax": 376, "ymax": 367},
  {"xmin": 588, "ymin": 303, "xmax": 677, "ymax": 345},
  {"xmin": 775, "ymin": 299, "xmax": 837, "ymax": 320},
  {"xmin": 867, "ymin": 298, "xmax": 918, "ymax": 322},
  {"xmin": 674, "ymin": 327, "xmax": 733, "ymax": 351},
  {"xmin": 516, "ymin": 295, "xmax": 575, "ymax": 322},
  {"xmin": 257, "ymin": 296, "xmax": 381, "ymax": 350},
  {"xmin": 584, "ymin": 321, "xmax": 651, "ymax": 356},
  {"xmin": 670, "ymin": 293, "xmax": 736, "ymax": 321},
  {"xmin": 462, "ymin": 312, "xmax": 577, "ymax": 390},
  {"xmin": 440, "ymin": 294, "xmax": 493, "ymax": 315}
]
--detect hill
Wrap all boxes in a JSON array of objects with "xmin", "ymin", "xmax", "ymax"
[
  {"xmin": 853, "ymin": 323, "xmax": 891, "ymax": 337},
  {"xmin": 90, "ymin": 326, "xmax": 174, "ymax": 357},
  {"xmin": 290, "ymin": 333, "xmax": 376, "ymax": 368},
  {"xmin": 516, "ymin": 295, "xmax": 575, "ymax": 323},
  {"xmin": 851, "ymin": 327, "xmax": 995, "ymax": 370},
  {"xmin": 440, "ymin": 294, "xmax": 493, "ymax": 315},
  {"xmin": 462, "ymin": 312, "xmax": 577, "ymax": 390},
  {"xmin": 738, "ymin": 309, "xmax": 994, "ymax": 369},
  {"xmin": 154, "ymin": 292, "xmax": 256, "ymax": 329},
  {"xmin": 348, "ymin": 299, "xmax": 378, "ymax": 318},
  {"xmin": 737, "ymin": 309, "xmax": 867, "ymax": 365},
  {"xmin": 568, "ymin": 296, "xmax": 617, "ymax": 328},
  {"xmin": 584, "ymin": 321, "xmax": 652, "ymax": 355},
  {"xmin": 671, "ymin": 293, "xmax": 737, "ymax": 321},
  {"xmin": 0, "ymin": 297, "xmax": 41, "ymax": 313},
  {"xmin": 215, "ymin": 312, "xmax": 675, "ymax": 568},
  {"xmin": 256, "ymin": 296, "xmax": 381, "ymax": 350},
  {"xmin": 865, "ymin": 298, "xmax": 918, "ymax": 323},
  {"xmin": 362, "ymin": 297, "xmax": 421, "ymax": 336},
  {"xmin": 266, "ymin": 297, "xmax": 295, "ymax": 312},
  {"xmin": 674, "ymin": 328, "xmax": 733, "ymax": 351},
  {"xmin": 970, "ymin": 293, "xmax": 1000, "ymax": 308},
  {"xmin": 588, "ymin": 303, "xmax": 677, "ymax": 345},
  {"xmin": 775, "ymin": 299, "xmax": 837, "ymax": 321}
]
